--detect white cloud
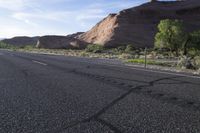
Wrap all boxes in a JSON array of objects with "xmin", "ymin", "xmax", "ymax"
[
  {"xmin": 0, "ymin": 25, "xmax": 30, "ymax": 38},
  {"xmin": 76, "ymin": 9, "xmax": 106, "ymax": 21},
  {"xmin": 0, "ymin": 0, "xmax": 142, "ymax": 38},
  {"xmin": 0, "ymin": 0, "xmax": 38, "ymax": 11},
  {"xmin": 88, "ymin": 1, "xmax": 141, "ymax": 10},
  {"xmin": 0, "ymin": 0, "xmax": 72, "ymax": 11},
  {"xmin": 0, "ymin": 0, "xmax": 25, "ymax": 11},
  {"xmin": 11, "ymin": 7, "xmax": 107, "ymax": 28},
  {"xmin": 12, "ymin": 11, "xmax": 73, "ymax": 23}
]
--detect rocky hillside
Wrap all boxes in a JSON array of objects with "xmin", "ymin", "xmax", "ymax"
[
  {"xmin": 77, "ymin": 0, "xmax": 200, "ymax": 48},
  {"xmin": 4, "ymin": 0, "xmax": 200, "ymax": 49},
  {"xmin": 36, "ymin": 35, "xmax": 87, "ymax": 49},
  {"xmin": 2, "ymin": 36, "xmax": 39, "ymax": 47}
]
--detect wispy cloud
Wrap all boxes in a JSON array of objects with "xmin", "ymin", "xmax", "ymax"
[
  {"xmin": 0, "ymin": 0, "xmax": 72, "ymax": 11},
  {"xmin": 0, "ymin": 0, "xmax": 145, "ymax": 38},
  {"xmin": 12, "ymin": 11, "xmax": 73, "ymax": 23},
  {"xmin": 88, "ymin": 1, "xmax": 142, "ymax": 9},
  {"xmin": 0, "ymin": 0, "xmax": 25, "ymax": 11}
]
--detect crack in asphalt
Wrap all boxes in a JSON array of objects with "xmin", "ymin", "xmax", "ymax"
[
  {"xmin": 59, "ymin": 75, "xmax": 189, "ymax": 133},
  {"xmin": 8, "ymin": 52, "xmax": 200, "ymax": 133},
  {"xmin": 51, "ymin": 69, "xmax": 200, "ymax": 132}
]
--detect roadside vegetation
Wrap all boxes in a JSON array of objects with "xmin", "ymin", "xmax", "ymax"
[
  {"xmin": 85, "ymin": 44, "xmax": 105, "ymax": 53},
  {"xmin": 0, "ymin": 19, "xmax": 200, "ymax": 74},
  {"xmin": 127, "ymin": 59, "xmax": 172, "ymax": 67},
  {"xmin": 0, "ymin": 42, "xmax": 16, "ymax": 49},
  {"xmin": 154, "ymin": 19, "xmax": 200, "ymax": 71}
]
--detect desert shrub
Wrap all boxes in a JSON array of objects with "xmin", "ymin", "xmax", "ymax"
[
  {"xmin": 177, "ymin": 56, "xmax": 195, "ymax": 69},
  {"xmin": 125, "ymin": 45, "xmax": 135, "ymax": 53},
  {"xmin": 79, "ymin": 51, "xmax": 89, "ymax": 57},
  {"xmin": 197, "ymin": 69, "xmax": 200, "ymax": 75},
  {"xmin": 112, "ymin": 45, "xmax": 136, "ymax": 54},
  {"xmin": 0, "ymin": 42, "xmax": 11, "ymax": 49},
  {"xmin": 0, "ymin": 42, "xmax": 17, "ymax": 50},
  {"xmin": 193, "ymin": 56, "xmax": 200, "ymax": 69},
  {"xmin": 188, "ymin": 49, "xmax": 200, "ymax": 57},
  {"xmin": 156, "ymin": 48, "xmax": 170, "ymax": 54},
  {"xmin": 188, "ymin": 30, "xmax": 200, "ymax": 51},
  {"xmin": 112, "ymin": 46, "xmax": 126, "ymax": 54},
  {"xmin": 112, "ymin": 46, "xmax": 125, "ymax": 54},
  {"xmin": 117, "ymin": 46, "xmax": 126, "ymax": 51},
  {"xmin": 23, "ymin": 45, "xmax": 35, "ymax": 50},
  {"xmin": 110, "ymin": 48, "xmax": 118, "ymax": 54},
  {"xmin": 85, "ymin": 44, "xmax": 104, "ymax": 53},
  {"xmin": 118, "ymin": 53, "xmax": 134, "ymax": 59},
  {"xmin": 148, "ymin": 51, "xmax": 157, "ymax": 59}
]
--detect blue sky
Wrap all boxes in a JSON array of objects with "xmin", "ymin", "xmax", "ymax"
[{"xmin": 0, "ymin": 0, "xmax": 148, "ymax": 38}]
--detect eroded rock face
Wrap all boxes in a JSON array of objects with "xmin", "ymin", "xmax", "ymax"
[
  {"xmin": 36, "ymin": 36, "xmax": 87, "ymax": 49},
  {"xmin": 2, "ymin": 36, "xmax": 39, "ymax": 47},
  {"xmin": 78, "ymin": 0, "xmax": 200, "ymax": 48},
  {"xmin": 77, "ymin": 14, "xmax": 118, "ymax": 47}
]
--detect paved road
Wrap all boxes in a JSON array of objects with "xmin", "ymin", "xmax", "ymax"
[{"xmin": 0, "ymin": 49, "xmax": 200, "ymax": 133}]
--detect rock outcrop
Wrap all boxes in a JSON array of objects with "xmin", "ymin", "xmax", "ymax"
[
  {"xmin": 36, "ymin": 35, "xmax": 87, "ymax": 49},
  {"xmin": 77, "ymin": 0, "xmax": 200, "ymax": 48},
  {"xmin": 2, "ymin": 36, "xmax": 39, "ymax": 47}
]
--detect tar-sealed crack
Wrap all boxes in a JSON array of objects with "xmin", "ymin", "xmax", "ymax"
[{"xmin": 13, "ymin": 53, "xmax": 200, "ymax": 133}]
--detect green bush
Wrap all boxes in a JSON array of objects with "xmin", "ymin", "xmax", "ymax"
[
  {"xmin": 155, "ymin": 19, "xmax": 185, "ymax": 56},
  {"xmin": 188, "ymin": 30, "xmax": 200, "ymax": 51},
  {"xmin": 188, "ymin": 49, "xmax": 200, "ymax": 57},
  {"xmin": 177, "ymin": 56, "xmax": 195, "ymax": 69},
  {"xmin": 85, "ymin": 44, "xmax": 104, "ymax": 53},
  {"xmin": 118, "ymin": 53, "xmax": 134, "ymax": 59},
  {"xmin": 111, "ymin": 46, "xmax": 126, "ymax": 54},
  {"xmin": 0, "ymin": 42, "xmax": 15, "ymax": 49},
  {"xmin": 193, "ymin": 56, "xmax": 200, "ymax": 69},
  {"xmin": 112, "ymin": 45, "xmax": 136, "ymax": 54}
]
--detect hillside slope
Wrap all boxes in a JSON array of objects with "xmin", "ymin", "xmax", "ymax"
[
  {"xmin": 2, "ymin": 36, "xmax": 39, "ymax": 47},
  {"xmin": 78, "ymin": 0, "xmax": 200, "ymax": 48},
  {"xmin": 36, "ymin": 35, "xmax": 87, "ymax": 49}
]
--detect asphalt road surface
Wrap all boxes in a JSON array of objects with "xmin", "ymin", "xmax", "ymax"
[{"xmin": 0, "ymin": 49, "xmax": 200, "ymax": 133}]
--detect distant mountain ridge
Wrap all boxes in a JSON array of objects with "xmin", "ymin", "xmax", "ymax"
[{"xmin": 2, "ymin": 36, "xmax": 39, "ymax": 47}]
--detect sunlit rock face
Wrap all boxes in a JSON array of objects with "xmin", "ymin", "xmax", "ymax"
[{"xmin": 77, "ymin": 0, "xmax": 200, "ymax": 48}]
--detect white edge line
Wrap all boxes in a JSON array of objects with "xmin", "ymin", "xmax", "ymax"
[
  {"xmin": 32, "ymin": 60, "xmax": 47, "ymax": 66},
  {"xmin": 101, "ymin": 63, "xmax": 200, "ymax": 79}
]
